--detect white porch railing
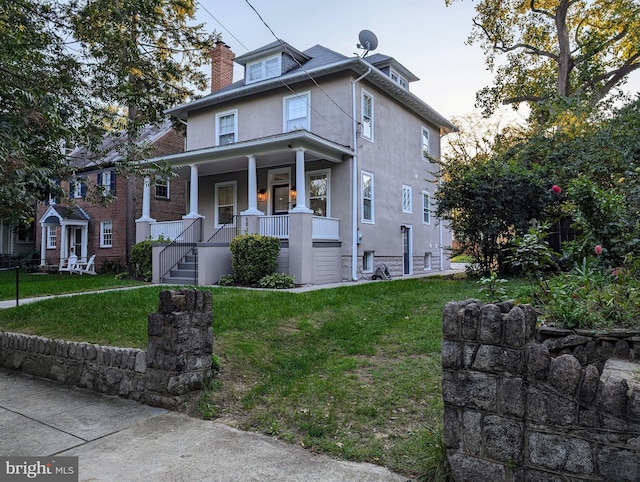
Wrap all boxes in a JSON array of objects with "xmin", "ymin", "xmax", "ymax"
[
  {"xmin": 150, "ymin": 220, "xmax": 184, "ymax": 241},
  {"xmin": 312, "ymin": 216, "xmax": 340, "ymax": 240},
  {"xmin": 260, "ymin": 215, "xmax": 289, "ymax": 239}
]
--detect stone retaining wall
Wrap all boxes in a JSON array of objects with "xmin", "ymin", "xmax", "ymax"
[
  {"xmin": 442, "ymin": 299, "xmax": 640, "ymax": 481},
  {"xmin": 0, "ymin": 289, "xmax": 213, "ymax": 409}
]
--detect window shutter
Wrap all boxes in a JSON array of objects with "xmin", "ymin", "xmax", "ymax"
[
  {"xmin": 69, "ymin": 180, "xmax": 75, "ymax": 199},
  {"xmin": 97, "ymin": 172, "xmax": 103, "ymax": 186},
  {"xmin": 80, "ymin": 182, "xmax": 86, "ymax": 198},
  {"xmin": 110, "ymin": 172, "xmax": 116, "ymax": 192}
]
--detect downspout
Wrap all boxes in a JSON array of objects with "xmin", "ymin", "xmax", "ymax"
[{"xmin": 351, "ymin": 67, "xmax": 372, "ymax": 281}]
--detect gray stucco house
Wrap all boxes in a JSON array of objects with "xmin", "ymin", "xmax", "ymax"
[{"xmin": 136, "ymin": 39, "xmax": 456, "ymax": 286}]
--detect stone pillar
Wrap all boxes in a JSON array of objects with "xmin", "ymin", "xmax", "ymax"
[{"xmin": 145, "ymin": 289, "xmax": 214, "ymax": 409}]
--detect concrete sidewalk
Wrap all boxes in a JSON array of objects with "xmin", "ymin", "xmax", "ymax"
[
  {"xmin": 0, "ymin": 263, "xmax": 466, "ymax": 309},
  {"xmin": 0, "ymin": 368, "xmax": 406, "ymax": 481}
]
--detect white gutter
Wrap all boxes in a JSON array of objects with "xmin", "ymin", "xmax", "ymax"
[{"xmin": 351, "ymin": 67, "xmax": 372, "ymax": 281}]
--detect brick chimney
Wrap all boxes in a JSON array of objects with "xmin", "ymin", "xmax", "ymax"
[{"xmin": 210, "ymin": 42, "xmax": 235, "ymax": 92}]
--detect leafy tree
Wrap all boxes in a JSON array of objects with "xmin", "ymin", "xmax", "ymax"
[
  {"xmin": 435, "ymin": 155, "xmax": 551, "ymax": 275},
  {"xmin": 0, "ymin": 0, "xmax": 216, "ymax": 223},
  {"xmin": 0, "ymin": 0, "xmax": 83, "ymax": 221},
  {"xmin": 446, "ymin": 0, "xmax": 640, "ymax": 120}
]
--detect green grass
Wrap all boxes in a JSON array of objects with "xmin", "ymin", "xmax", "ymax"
[
  {"xmin": 0, "ymin": 269, "xmax": 147, "ymax": 301},
  {"xmin": 0, "ymin": 276, "xmax": 527, "ymax": 479}
]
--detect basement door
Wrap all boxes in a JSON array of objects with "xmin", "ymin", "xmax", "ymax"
[{"xmin": 402, "ymin": 225, "xmax": 413, "ymax": 275}]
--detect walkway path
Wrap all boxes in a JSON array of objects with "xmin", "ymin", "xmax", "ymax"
[{"xmin": 0, "ymin": 368, "xmax": 405, "ymax": 481}]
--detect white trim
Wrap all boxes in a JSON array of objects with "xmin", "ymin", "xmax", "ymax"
[
  {"xmin": 363, "ymin": 251, "xmax": 374, "ymax": 273},
  {"xmin": 100, "ymin": 220, "xmax": 113, "ymax": 248},
  {"xmin": 246, "ymin": 54, "xmax": 281, "ymax": 84},
  {"xmin": 215, "ymin": 109, "xmax": 238, "ymax": 146},
  {"xmin": 46, "ymin": 226, "xmax": 57, "ymax": 249},
  {"xmin": 402, "ymin": 184, "xmax": 412, "ymax": 214},
  {"xmin": 361, "ymin": 170, "xmax": 374, "ymax": 224},
  {"xmin": 421, "ymin": 126, "xmax": 430, "ymax": 160},
  {"xmin": 267, "ymin": 167, "xmax": 291, "ymax": 215},
  {"xmin": 422, "ymin": 190, "xmax": 431, "ymax": 225},
  {"xmin": 154, "ymin": 175, "xmax": 170, "ymax": 199},
  {"xmin": 283, "ymin": 91, "xmax": 310, "ymax": 132},
  {"xmin": 424, "ymin": 252, "xmax": 432, "ymax": 271},
  {"xmin": 306, "ymin": 168, "xmax": 331, "ymax": 217},
  {"xmin": 361, "ymin": 89, "xmax": 374, "ymax": 142},
  {"xmin": 214, "ymin": 181, "xmax": 237, "ymax": 227}
]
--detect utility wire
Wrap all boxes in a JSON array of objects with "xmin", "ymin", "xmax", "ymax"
[{"xmin": 243, "ymin": 0, "xmax": 356, "ymax": 124}]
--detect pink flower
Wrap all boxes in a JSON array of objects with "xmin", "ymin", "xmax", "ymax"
[
  {"xmin": 551, "ymin": 185, "xmax": 562, "ymax": 194},
  {"xmin": 594, "ymin": 245, "xmax": 602, "ymax": 255}
]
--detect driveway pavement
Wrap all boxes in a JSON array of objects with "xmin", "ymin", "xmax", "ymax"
[{"xmin": 0, "ymin": 369, "xmax": 406, "ymax": 481}]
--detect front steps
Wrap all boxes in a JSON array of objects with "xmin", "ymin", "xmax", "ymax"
[{"xmin": 161, "ymin": 252, "xmax": 197, "ymax": 285}]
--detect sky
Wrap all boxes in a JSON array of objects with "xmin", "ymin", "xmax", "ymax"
[{"xmin": 194, "ymin": 0, "xmax": 640, "ymax": 122}]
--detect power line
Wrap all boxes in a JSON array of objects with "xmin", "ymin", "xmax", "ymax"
[
  {"xmin": 243, "ymin": 0, "xmax": 356, "ymax": 124},
  {"xmin": 195, "ymin": 1, "xmax": 250, "ymax": 53}
]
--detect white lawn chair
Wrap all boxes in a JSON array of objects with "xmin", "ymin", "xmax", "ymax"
[
  {"xmin": 59, "ymin": 253, "xmax": 78, "ymax": 273},
  {"xmin": 74, "ymin": 254, "xmax": 96, "ymax": 275}
]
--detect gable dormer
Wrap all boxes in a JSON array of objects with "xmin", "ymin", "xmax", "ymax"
[
  {"xmin": 235, "ymin": 40, "xmax": 311, "ymax": 85},
  {"xmin": 365, "ymin": 54, "xmax": 419, "ymax": 91}
]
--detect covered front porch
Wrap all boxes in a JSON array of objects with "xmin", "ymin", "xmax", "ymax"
[{"xmin": 136, "ymin": 131, "xmax": 354, "ymax": 286}]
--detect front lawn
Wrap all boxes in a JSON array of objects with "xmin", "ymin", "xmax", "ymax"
[
  {"xmin": 0, "ymin": 268, "xmax": 147, "ymax": 301},
  {"xmin": 0, "ymin": 276, "xmax": 526, "ymax": 479}
]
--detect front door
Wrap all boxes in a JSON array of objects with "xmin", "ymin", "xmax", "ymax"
[
  {"xmin": 402, "ymin": 226, "xmax": 412, "ymax": 275},
  {"xmin": 70, "ymin": 227, "xmax": 83, "ymax": 259},
  {"xmin": 272, "ymin": 184, "xmax": 290, "ymax": 214}
]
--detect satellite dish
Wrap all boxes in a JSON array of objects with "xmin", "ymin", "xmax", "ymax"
[{"xmin": 357, "ymin": 30, "xmax": 378, "ymax": 56}]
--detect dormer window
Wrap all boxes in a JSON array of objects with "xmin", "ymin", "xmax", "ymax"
[
  {"xmin": 390, "ymin": 69, "xmax": 408, "ymax": 89},
  {"xmin": 247, "ymin": 55, "xmax": 281, "ymax": 84}
]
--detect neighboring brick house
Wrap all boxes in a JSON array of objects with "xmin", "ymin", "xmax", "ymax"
[
  {"xmin": 36, "ymin": 122, "xmax": 187, "ymax": 272},
  {"xmin": 137, "ymin": 39, "xmax": 456, "ymax": 285}
]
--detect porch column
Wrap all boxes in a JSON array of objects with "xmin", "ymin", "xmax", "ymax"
[
  {"xmin": 136, "ymin": 176, "xmax": 155, "ymax": 222},
  {"xmin": 291, "ymin": 148, "xmax": 312, "ymax": 213},
  {"xmin": 59, "ymin": 224, "xmax": 67, "ymax": 264},
  {"xmin": 136, "ymin": 175, "xmax": 156, "ymax": 243},
  {"xmin": 184, "ymin": 164, "xmax": 201, "ymax": 219},
  {"xmin": 241, "ymin": 155, "xmax": 263, "ymax": 215},
  {"xmin": 40, "ymin": 225, "xmax": 46, "ymax": 265}
]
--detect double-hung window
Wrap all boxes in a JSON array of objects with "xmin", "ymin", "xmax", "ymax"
[
  {"xmin": 155, "ymin": 176, "xmax": 169, "ymax": 199},
  {"xmin": 362, "ymin": 171, "xmax": 374, "ymax": 223},
  {"xmin": 100, "ymin": 221, "xmax": 113, "ymax": 248},
  {"xmin": 421, "ymin": 127, "xmax": 430, "ymax": 160},
  {"xmin": 402, "ymin": 185, "xmax": 412, "ymax": 213},
  {"xmin": 307, "ymin": 170, "xmax": 330, "ymax": 217},
  {"xmin": 361, "ymin": 90, "xmax": 374, "ymax": 141},
  {"xmin": 97, "ymin": 170, "xmax": 116, "ymax": 195},
  {"xmin": 215, "ymin": 181, "xmax": 236, "ymax": 227},
  {"xmin": 422, "ymin": 191, "xmax": 431, "ymax": 224},
  {"xmin": 216, "ymin": 110, "xmax": 237, "ymax": 146},
  {"xmin": 46, "ymin": 226, "xmax": 57, "ymax": 249},
  {"xmin": 284, "ymin": 92, "xmax": 310, "ymax": 132},
  {"xmin": 70, "ymin": 177, "xmax": 86, "ymax": 199}
]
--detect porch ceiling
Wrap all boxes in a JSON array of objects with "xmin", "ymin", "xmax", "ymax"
[{"xmin": 143, "ymin": 130, "xmax": 354, "ymax": 178}]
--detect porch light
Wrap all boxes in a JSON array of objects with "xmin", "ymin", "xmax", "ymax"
[
  {"xmin": 289, "ymin": 186, "xmax": 297, "ymax": 201},
  {"xmin": 257, "ymin": 189, "xmax": 267, "ymax": 203}
]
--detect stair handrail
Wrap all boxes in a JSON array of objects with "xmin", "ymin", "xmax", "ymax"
[
  {"xmin": 207, "ymin": 215, "xmax": 240, "ymax": 244},
  {"xmin": 158, "ymin": 217, "xmax": 202, "ymax": 284}
]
